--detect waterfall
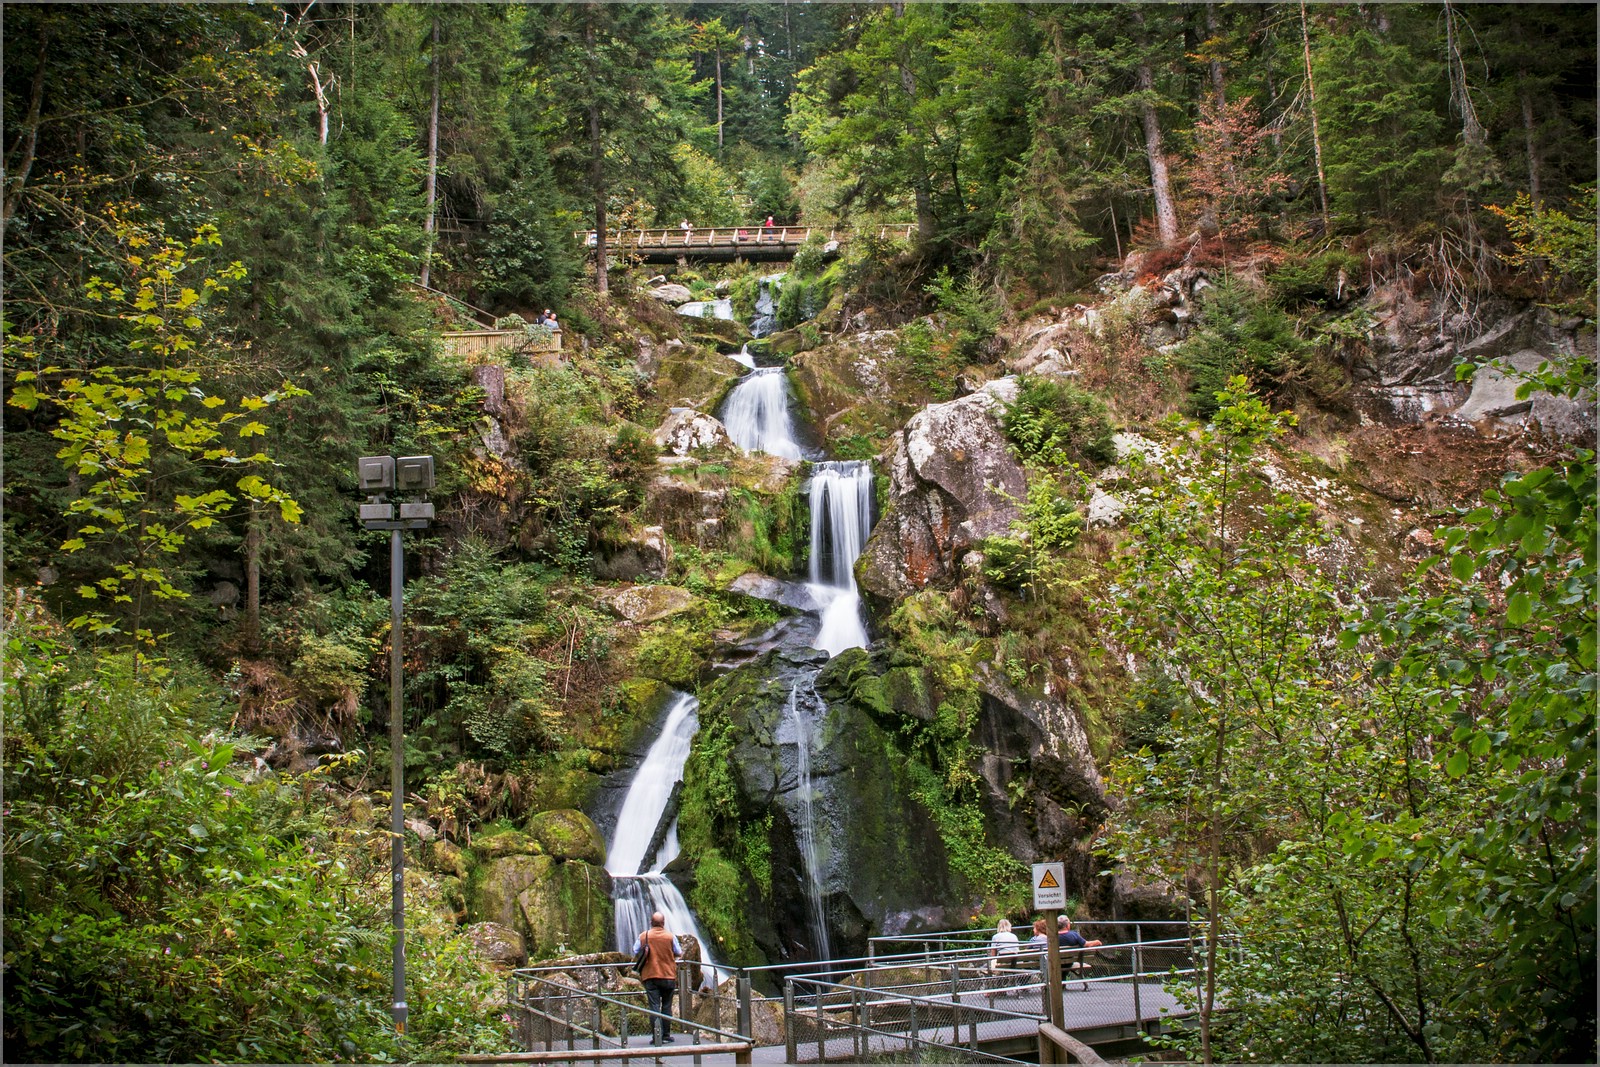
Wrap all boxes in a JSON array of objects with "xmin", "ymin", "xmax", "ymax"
[
  {"xmin": 785, "ymin": 683, "xmax": 832, "ymax": 959},
  {"xmin": 808, "ymin": 460, "xmax": 873, "ymax": 656},
  {"xmin": 720, "ymin": 368, "xmax": 803, "ymax": 459},
  {"xmin": 751, "ymin": 275, "xmax": 780, "ymax": 338},
  {"xmin": 727, "ymin": 344, "xmax": 757, "ymax": 371},
  {"xmin": 605, "ymin": 693, "xmax": 719, "ymax": 981}
]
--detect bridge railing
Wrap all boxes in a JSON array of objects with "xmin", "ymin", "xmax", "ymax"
[
  {"xmin": 867, "ymin": 919, "xmax": 1193, "ymax": 960},
  {"xmin": 783, "ymin": 970, "xmax": 1042, "ymax": 1065},
  {"xmin": 505, "ymin": 932, "xmax": 1217, "ymax": 1057},
  {"xmin": 504, "ymin": 964, "xmax": 754, "ymax": 1063},
  {"xmin": 573, "ymin": 223, "xmax": 916, "ymax": 251}
]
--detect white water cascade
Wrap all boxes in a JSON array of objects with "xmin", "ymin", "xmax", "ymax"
[
  {"xmin": 808, "ymin": 460, "xmax": 873, "ymax": 656},
  {"xmin": 676, "ymin": 297, "xmax": 734, "ymax": 321},
  {"xmin": 720, "ymin": 368, "xmax": 803, "ymax": 459},
  {"xmin": 605, "ymin": 692, "xmax": 719, "ymax": 981},
  {"xmin": 727, "ymin": 344, "xmax": 757, "ymax": 371},
  {"xmin": 784, "ymin": 683, "xmax": 832, "ymax": 958}
]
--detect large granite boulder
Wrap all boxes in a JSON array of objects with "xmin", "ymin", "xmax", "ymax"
[
  {"xmin": 467, "ymin": 921, "xmax": 527, "ymax": 968},
  {"xmin": 647, "ymin": 283, "xmax": 695, "ymax": 305},
  {"xmin": 594, "ymin": 525, "xmax": 673, "ymax": 581},
  {"xmin": 653, "ymin": 409, "xmax": 734, "ymax": 456},
  {"xmin": 472, "ymin": 853, "xmax": 546, "ymax": 930},
  {"xmin": 603, "ymin": 585, "xmax": 700, "ymax": 625},
  {"xmin": 525, "ymin": 808, "xmax": 608, "ymax": 866},
  {"xmin": 516, "ymin": 855, "xmax": 614, "ymax": 959},
  {"xmin": 858, "ymin": 378, "xmax": 1027, "ymax": 607}
]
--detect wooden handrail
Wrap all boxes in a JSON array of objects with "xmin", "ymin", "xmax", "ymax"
[
  {"xmin": 573, "ymin": 223, "xmax": 915, "ymax": 247},
  {"xmin": 1037, "ymin": 1022, "xmax": 1106, "ymax": 1065}
]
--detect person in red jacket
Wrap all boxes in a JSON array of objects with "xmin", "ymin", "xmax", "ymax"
[{"xmin": 636, "ymin": 912, "xmax": 683, "ymax": 1045}]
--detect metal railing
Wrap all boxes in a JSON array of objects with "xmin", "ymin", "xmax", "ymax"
[
  {"xmin": 506, "ymin": 961, "xmax": 754, "ymax": 1063},
  {"xmin": 867, "ymin": 920, "xmax": 1192, "ymax": 960},
  {"xmin": 784, "ymin": 968, "xmax": 1041, "ymax": 1064},
  {"xmin": 505, "ymin": 931, "xmax": 1217, "ymax": 1060}
]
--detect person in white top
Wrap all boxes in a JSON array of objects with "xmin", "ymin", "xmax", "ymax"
[{"xmin": 985, "ymin": 918, "xmax": 1021, "ymax": 974}]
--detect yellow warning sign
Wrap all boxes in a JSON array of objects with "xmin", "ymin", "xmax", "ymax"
[{"xmin": 1032, "ymin": 861, "xmax": 1066, "ymax": 908}]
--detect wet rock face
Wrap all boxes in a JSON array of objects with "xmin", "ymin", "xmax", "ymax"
[
  {"xmin": 515, "ymin": 856, "xmax": 614, "ymax": 959},
  {"xmin": 858, "ymin": 379, "xmax": 1027, "ymax": 607},
  {"xmin": 687, "ymin": 650, "xmax": 971, "ymax": 963}
]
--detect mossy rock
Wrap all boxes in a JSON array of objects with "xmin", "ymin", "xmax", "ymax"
[
  {"xmin": 475, "ymin": 827, "xmax": 543, "ymax": 860},
  {"xmin": 425, "ymin": 837, "xmax": 470, "ymax": 879},
  {"xmin": 525, "ymin": 808, "xmax": 607, "ymax": 866},
  {"xmin": 617, "ymin": 677, "xmax": 674, "ymax": 720},
  {"xmin": 527, "ymin": 766, "xmax": 603, "ymax": 814},
  {"xmin": 683, "ymin": 315, "xmax": 750, "ymax": 350},
  {"xmin": 632, "ymin": 620, "xmax": 715, "ymax": 688},
  {"xmin": 516, "ymin": 856, "xmax": 614, "ymax": 959},
  {"xmin": 654, "ymin": 343, "xmax": 743, "ymax": 413},
  {"xmin": 470, "ymin": 853, "xmax": 546, "ymax": 929}
]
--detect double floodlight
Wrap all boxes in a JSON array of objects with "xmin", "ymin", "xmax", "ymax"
[{"xmin": 358, "ymin": 455, "xmax": 435, "ymax": 528}]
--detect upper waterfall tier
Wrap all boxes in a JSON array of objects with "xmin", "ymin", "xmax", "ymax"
[
  {"xmin": 720, "ymin": 367, "xmax": 804, "ymax": 459},
  {"xmin": 808, "ymin": 460, "xmax": 873, "ymax": 656}
]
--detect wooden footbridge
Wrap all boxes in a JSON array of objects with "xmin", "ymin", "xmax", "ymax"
[
  {"xmin": 575, "ymin": 223, "xmax": 916, "ymax": 263},
  {"xmin": 465, "ymin": 923, "xmax": 1206, "ymax": 1065}
]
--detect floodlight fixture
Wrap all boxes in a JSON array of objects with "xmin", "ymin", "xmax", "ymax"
[{"xmin": 359, "ymin": 455, "xmax": 396, "ymax": 494}]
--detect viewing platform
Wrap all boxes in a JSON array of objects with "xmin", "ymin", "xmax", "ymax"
[{"xmin": 575, "ymin": 223, "xmax": 916, "ymax": 263}]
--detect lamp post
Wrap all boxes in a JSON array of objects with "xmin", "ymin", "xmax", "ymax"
[{"xmin": 357, "ymin": 454, "xmax": 436, "ymax": 1037}]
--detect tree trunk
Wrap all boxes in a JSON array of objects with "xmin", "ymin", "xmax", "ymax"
[
  {"xmin": 1204, "ymin": 3, "xmax": 1226, "ymax": 111},
  {"xmin": 1137, "ymin": 61, "xmax": 1180, "ymax": 244},
  {"xmin": 891, "ymin": 3, "xmax": 936, "ymax": 242},
  {"xmin": 1520, "ymin": 80, "xmax": 1542, "ymax": 204},
  {"xmin": 3, "ymin": 34, "xmax": 50, "ymax": 228},
  {"xmin": 591, "ymin": 101, "xmax": 608, "ymax": 296},
  {"xmin": 419, "ymin": 15, "xmax": 441, "ymax": 289},
  {"xmin": 715, "ymin": 48, "xmax": 724, "ymax": 153},
  {"xmin": 244, "ymin": 505, "xmax": 262, "ymax": 655},
  {"xmin": 1299, "ymin": 1, "xmax": 1332, "ymax": 233}
]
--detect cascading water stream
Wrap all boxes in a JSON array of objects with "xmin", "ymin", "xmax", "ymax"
[
  {"xmin": 785, "ymin": 683, "xmax": 832, "ymax": 959},
  {"xmin": 605, "ymin": 692, "xmax": 719, "ymax": 981},
  {"xmin": 808, "ymin": 461, "xmax": 873, "ymax": 656},
  {"xmin": 719, "ymin": 367, "xmax": 803, "ymax": 459}
]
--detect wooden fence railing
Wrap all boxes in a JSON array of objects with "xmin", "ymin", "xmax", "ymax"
[{"xmin": 574, "ymin": 223, "xmax": 916, "ymax": 251}]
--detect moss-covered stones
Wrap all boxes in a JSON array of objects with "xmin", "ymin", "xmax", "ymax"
[{"xmin": 525, "ymin": 808, "xmax": 607, "ymax": 866}]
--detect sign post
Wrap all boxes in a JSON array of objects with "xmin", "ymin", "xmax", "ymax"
[{"xmin": 1033, "ymin": 862, "xmax": 1067, "ymax": 1033}]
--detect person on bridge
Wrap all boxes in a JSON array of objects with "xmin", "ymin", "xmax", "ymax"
[
  {"xmin": 637, "ymin": 912, "xmax": 683, "ymax": 1045},
  {"xmin": 1057, "ymin": 914, "xmax": 1103, "ymax": 952},
  {"xmin": 1058, "ymin": 915, "xmax": 1103, "ymax": 990},
  {"xmin": 985, "ymin": 918, "xmax": 1021, "ymax": 973}
]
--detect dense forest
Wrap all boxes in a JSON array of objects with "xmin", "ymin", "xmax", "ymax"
[{"xmin": 2, "ymin": 3, "xmax": 1594, "ymax": 1064}]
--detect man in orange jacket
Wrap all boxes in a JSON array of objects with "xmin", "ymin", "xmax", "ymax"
[{"xmin": 637, "ymin": 912, "xmax": 683, "ymax": 1044}]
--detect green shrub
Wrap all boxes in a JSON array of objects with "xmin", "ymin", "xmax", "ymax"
[
  {"xmin": 791, "ymin": 233, "xmax": 829, "ymax": 276},
  {"xmin": 1001, "ymin": 377, "xmax": 1116, "ymax": 467},
  {"xmin": 1266, "ymin": 248, "xmax": 1364, "ymax": 306},
  {"xmin": 925, "ymin": 268, "xmax": 1003, "ymax": 363},
  {"xmin": 1177, "ymin": 277, "xmax": 1328, "ymax": 417}
]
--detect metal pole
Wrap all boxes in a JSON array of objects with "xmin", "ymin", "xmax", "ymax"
[
  {"xmin": 1133, "ymin": 941, "xmax": 1143, "ymax": 1029},
  {"xmin": 389, "ymin": 528, "xmax": 407, "ymax": 1037},
  {"xmin": 784, "ymin": 980, "xmax": 796, "ymax": 1065},
  {"xmin": 737, "ymin": 975, "xmax": 751, "ymax": 1041}
]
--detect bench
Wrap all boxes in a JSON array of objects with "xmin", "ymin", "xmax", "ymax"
[{"xmin": 986, "ymin": 949, "xmax": 1099, "ymax": 993}]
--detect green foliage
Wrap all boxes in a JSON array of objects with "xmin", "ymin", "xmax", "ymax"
[
  {"xmin": 7, "ymin": 223, "xmax": 306, "ymax": 651},
  {"xmin": 631, "ymin": 621, "xmax": 712, "ymax": 689},
  {"xmin": 1265, "ymin": 247, "xmax": 1364, "ymax": 307},
  {"xmin": 2, "ymin": 612, "xmax": 507, "ymax": 1062},
  {"xmin": 1001, "ymin": 377, "xmax": 1115, "ymax": 468},
  {"xmin": 1488, "ymin": 184, "xmax": 1598, "ymax": 319},
  {"xmin": 924, "ymin": 269, "xmax": 1002, "ymax": 364},
  {"xmin": 1177, "ymin": 277, "xmax": 1330, "ymax": 418},
  {"xmin": 894, "ymin": 319, "xmax": 966, "ymax": 403}
]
